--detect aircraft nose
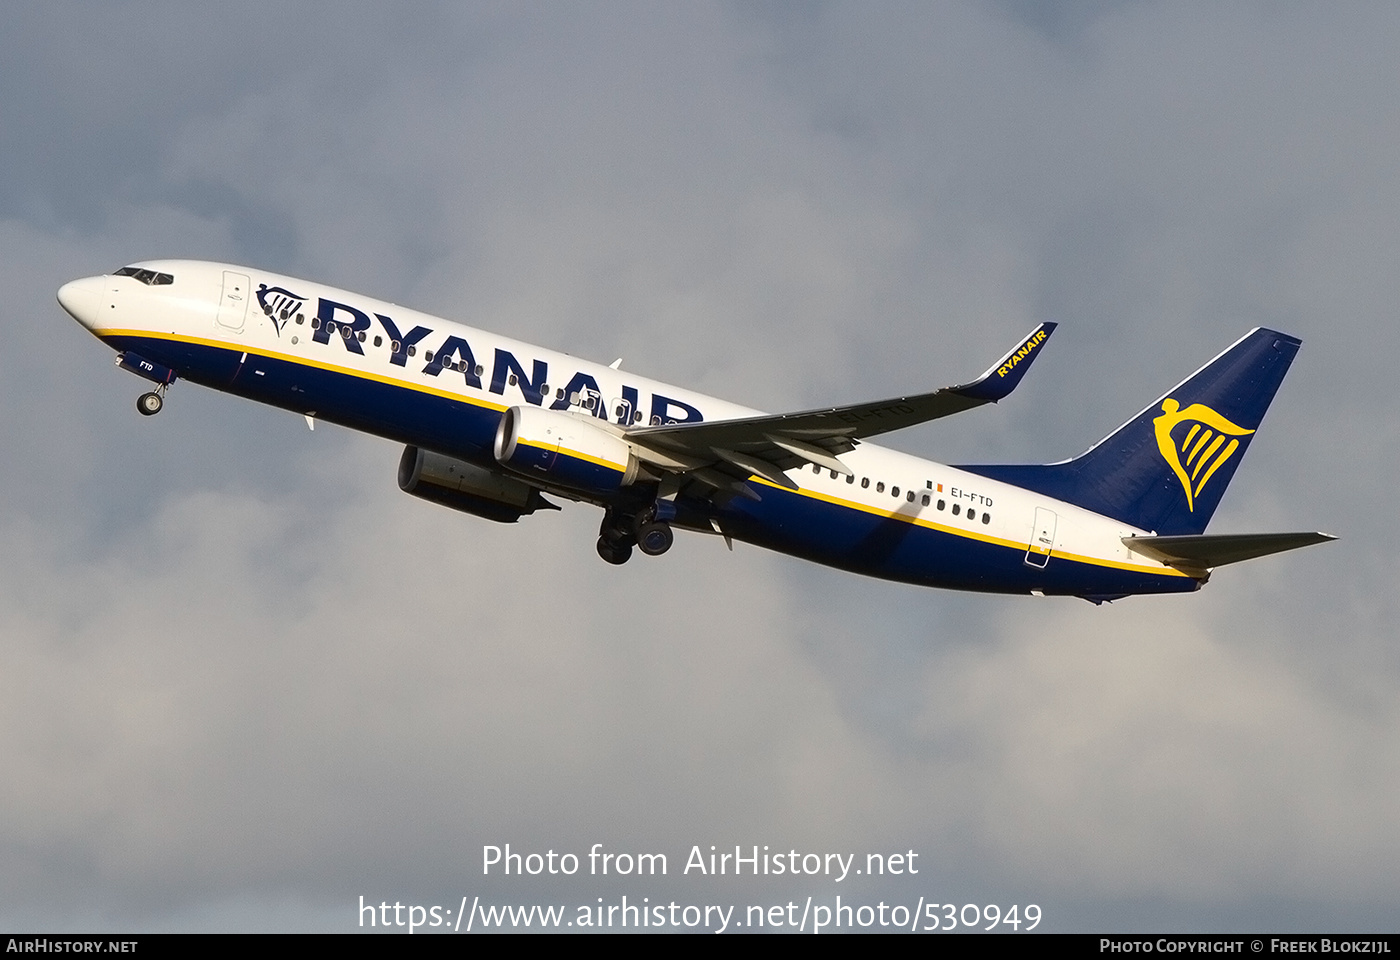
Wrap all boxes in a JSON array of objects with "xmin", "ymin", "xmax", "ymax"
[{"xmin": 57, "ymin": 275, "xmax": 105, "ymax": 330}]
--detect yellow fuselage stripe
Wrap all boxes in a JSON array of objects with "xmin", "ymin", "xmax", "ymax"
[
  {"xmin": 102, "ymin": 328, "xmax": 1185, "ymax": 579},
  {"xmin": 748, "ymin": 478, "xmax": 1190, "ymax": 578}
]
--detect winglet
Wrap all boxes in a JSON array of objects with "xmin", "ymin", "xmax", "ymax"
[{"xmin": 952, "ymin": 322, "xmax": 1057, "ymax": 402}]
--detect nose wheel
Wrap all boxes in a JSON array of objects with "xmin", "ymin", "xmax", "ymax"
[{"xmin": 136, "ymin": 389, "xmax": 165, "ymax": 416}]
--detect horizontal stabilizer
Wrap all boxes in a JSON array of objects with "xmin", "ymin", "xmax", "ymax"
[{"xmin": 1123, "ymin": 531, "xmax": 1336, "ymax": 571}]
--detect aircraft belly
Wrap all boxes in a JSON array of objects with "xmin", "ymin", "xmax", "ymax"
[
  {"xmin": 101, "ymin": 334, "xmax": 503, "ymax": 464},
  {"xmin": 718, "ymin": 485, "xmax": 1197, "ymax": 597}
]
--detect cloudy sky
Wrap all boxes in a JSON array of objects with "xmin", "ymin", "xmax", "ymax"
[{"xmin": 2, "ymin": 1, "xmax": 1394, "ymax": 933}]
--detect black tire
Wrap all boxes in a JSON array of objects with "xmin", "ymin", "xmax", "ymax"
[
  {"xmin": 596, "ymin": 537, "xmax": 633, "ymax": 565},
  {"xmin": 137, "ymin": 392, "xmax": 163, "ymax": 416},
  {"xmin": 637, "ymin": 521, "xmax": 674, "ymax": 557}
]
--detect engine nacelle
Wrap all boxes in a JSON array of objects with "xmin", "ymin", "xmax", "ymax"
[
  {"xmin": 397, "ymin": 446, "xmax": 552, "ymax": 523},
  {"xmin": 493, "ymin": 406, "xmax": 639, "ymax": 495}
]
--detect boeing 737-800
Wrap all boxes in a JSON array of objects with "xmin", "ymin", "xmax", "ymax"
[{"xmin": 57, "ymin": 261, "xmax": 1332, "ymax": 602}]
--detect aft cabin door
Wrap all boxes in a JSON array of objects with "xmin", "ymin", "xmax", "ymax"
[
  {"xmin": 1025, "ymin": 507, "xmax": 1057, "ymax": 568},
  {"xmin": 216, "ymin": 271, "xmax": 250, "ymax": 333}
]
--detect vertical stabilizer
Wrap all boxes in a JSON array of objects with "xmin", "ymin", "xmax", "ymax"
[{"xmin": 959, "ymin": 328, "xmax": 1301, "ymax": 535}]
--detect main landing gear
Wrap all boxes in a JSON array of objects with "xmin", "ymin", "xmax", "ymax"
[
  {"xmin": 596, "ymin": 535, "xmax": 633, "ymax": 565},
  {"xmin": 596, "ymin": 503, "xmax": 677, "ymax": 565},
  {"xmin": 136, "ymin": 384, "xmax": 169, "ymax": 416},
  {"xmin": 636, "ymin": 520, "xmax": 674, "ymax": 556}
]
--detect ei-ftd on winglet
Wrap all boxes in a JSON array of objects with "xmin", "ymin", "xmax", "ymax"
[{"xmin": 57, "ymin": 262, "xmax": 1334, "ymax": 602}]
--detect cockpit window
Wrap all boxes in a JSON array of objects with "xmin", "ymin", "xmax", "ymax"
[{"xmin": 114, "ymin": 266, "xmax": 174, "ymax": 286}]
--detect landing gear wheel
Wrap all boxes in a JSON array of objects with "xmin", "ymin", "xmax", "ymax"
[
  {"xmin": 596, "ymin": 537, "xmax": 633, "ymax": 565},
  {"xmin": 137, "ymin": 391, "xmax": 163, "ymax": 416},
  {"xmin": 637, "ymin": 521, "xmax": 674, "ymax": 557}
]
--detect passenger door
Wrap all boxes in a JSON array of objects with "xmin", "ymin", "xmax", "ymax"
[{"xmin": 1024, "ymin": 507, "xmax": 1057, "ymax": 568}]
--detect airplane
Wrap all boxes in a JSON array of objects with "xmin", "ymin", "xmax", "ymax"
[{"xmin": 56, "ymin": 260, "xmax": 1334, "ymax": 603}]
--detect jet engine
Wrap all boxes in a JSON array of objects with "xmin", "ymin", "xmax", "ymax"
[
  {"xmin": 397, "ymin": 446, "xmax": 554, "ymax": 523},
  {"xmin": 493, "ymin": 406, "xmax": 639, "ymax": 496}
]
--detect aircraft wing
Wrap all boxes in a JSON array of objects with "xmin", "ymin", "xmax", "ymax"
[{"xmin": 624, "ymin": 322, "xmax": 1056, "ymax": 494}]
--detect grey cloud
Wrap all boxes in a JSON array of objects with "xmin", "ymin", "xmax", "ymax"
[{"xmin": 2, "ymin": 0, "xmax": 1394, "ymax": 932}]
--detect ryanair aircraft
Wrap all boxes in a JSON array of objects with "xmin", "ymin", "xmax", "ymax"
[{"xmin": 58, "ymin": 261, "xmax": 1333, "ymax": 602}]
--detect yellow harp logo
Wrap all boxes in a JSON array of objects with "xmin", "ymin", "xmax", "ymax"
[{"xmin": 1153, "ymin": 399, "xmax": 1255, "ymax": 511}]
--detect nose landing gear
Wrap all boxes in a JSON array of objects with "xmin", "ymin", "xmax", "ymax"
[
  {"xmin": 116, "ymin": 352, "xmax": 176, "ymax": 416},
  {"xmin": 136, "ymin": 383, "xmax": 169, "ymax": 416}
]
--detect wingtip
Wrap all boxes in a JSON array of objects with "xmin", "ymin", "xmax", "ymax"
[{"xmin": 953, "ymin": 321, "xmax": 1057, "ymax": 402}]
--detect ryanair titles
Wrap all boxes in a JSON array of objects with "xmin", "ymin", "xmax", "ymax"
[
  {"xmin": 301, "ymin": 295, "xmax": 704, "ymax": 427},
  {"xmin": 995, "ymin": 328, "xmax": 1049, "ymax": 379}
]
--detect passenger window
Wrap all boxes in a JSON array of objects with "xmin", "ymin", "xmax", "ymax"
[
  {"xmin": 425, "ymin": 351, "xmax": 434, "ymax": 363},
  {"xmin": 812, "ymin": 464, "xmax": 820, "ymax": 474},
  {"xmin": 907, "ymin": 491, "xmax": 915, "ymax": 503},
  {"xmin": 357, "ymin": 331, "xmax": 366, "ymax": 342},
  {"xmin": 861, "ymin": 478, "xmax": 869, "ymax": 489},
  {"xmin": 876, "ymin": 482, "xmax": 885, "ymax": 493},
  {"xmin": 846, "ymin": 474, "xmax": 855, "ymax": 484},
  {"xmin": 967, "ymin": 510, "xmax": 976, "ymax": 522},
  {"xmin": 296, "ymin": 315, "xmax": 304, "ymax": 324},
  {"xmin": 408, "ymin": 345, "xmax": 416, "ymax": 357},
  {"xmin": 937, "ymin": 499, "xmax": 945, "ymax": 511},
  {"xmin": 310, "ymin": 318, "xmax": 320, "ymax": 330},
  {"xmin": 982, "ymin": 513, "xmax": 991, "ymax": 525},
  {"xmin": 921, "ymin": 494, "xmax": 930, "ymax": 506},
  {"xmin": 509, "ymin": 374, "xmax": 518, "ymax": 386},
  {"xmin": 892, "ymin": 486, "xmax": 900, "ymax": 497},
  {"xmin": 830, "ymin": 469, "xmax": 838, "ymax": 479},
  {"xmin": 373, "ymin": 335, "xmax": 382, "ymax": 347},
  {"xmin": 952, "ymin": 504, "xmax": 960, "ymax": 516}
]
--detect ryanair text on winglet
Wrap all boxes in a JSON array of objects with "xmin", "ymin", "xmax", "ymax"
[{"xmin": 997, "ymin": 329, "xmax": 1049, "ymax": 378}]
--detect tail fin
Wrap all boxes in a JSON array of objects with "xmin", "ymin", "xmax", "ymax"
[{"xmin": 958, "ymin": 328, "xmax": 1302, "ymax": 535}]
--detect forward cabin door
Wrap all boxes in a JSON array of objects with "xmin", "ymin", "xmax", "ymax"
[
  {"xmin": 216, "ymin": 271, "xmax": 250, "ymax": 333},
  {"xmin": 1025, "ymin": 507, "xmax": 1057, "ymax": 568}
]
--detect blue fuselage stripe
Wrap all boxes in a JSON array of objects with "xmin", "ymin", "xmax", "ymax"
[{"xmin": 109, "ymin": 332, "xmax": 1196, "ymax": 598}]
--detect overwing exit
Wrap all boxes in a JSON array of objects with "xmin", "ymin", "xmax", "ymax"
[{"xmin": 57, "ymin": 262, "xmax": 1334, "ymax": 601}]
